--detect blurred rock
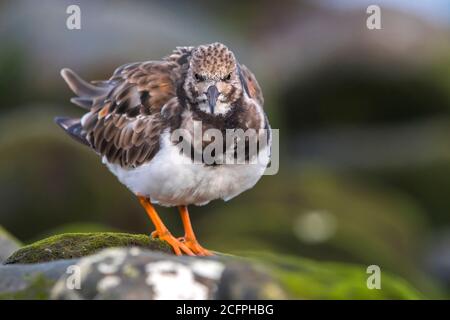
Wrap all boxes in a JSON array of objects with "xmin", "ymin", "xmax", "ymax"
[
  {"xmin": 0, "ymin": 259, "xmax": 74, "ymax": 299},
  {"xmin": 216, "ymin": 261, "xmax": 286, "ymax": 300},
  {"xmin": 0, "ymin": 226, "xmax": 21, "ymax": 264}
]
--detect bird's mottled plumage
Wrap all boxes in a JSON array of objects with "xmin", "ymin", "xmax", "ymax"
[{"xmin": 56, "ymin": 43, "xmax": 270, "ymax": 207}]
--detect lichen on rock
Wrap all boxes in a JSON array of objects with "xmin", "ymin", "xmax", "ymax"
[{"xmin": 4, "ymin": 232, "xmax": 172, "ymax": 264}]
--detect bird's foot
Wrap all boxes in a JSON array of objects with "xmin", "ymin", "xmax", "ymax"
[
  {"xmin": 151, "ymin": 230, "xmax": 194, "ymax": 256},
  {"xmin": 177, "ymin": 237, "xmax": 213, "ymax": 256}
]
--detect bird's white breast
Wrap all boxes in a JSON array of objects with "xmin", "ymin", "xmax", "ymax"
[{"xmin": 104, "ymin": 130, "xmax": 270, "ymax": 206}]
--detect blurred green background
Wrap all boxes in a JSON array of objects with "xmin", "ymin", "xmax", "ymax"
[{"xmin": 1, "ymin": 0, "xmax": 450, "ymax": 298}]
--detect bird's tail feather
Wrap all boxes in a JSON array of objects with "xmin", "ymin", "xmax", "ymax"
[
  {"xmin": 54, "ymin": 116, "xmax": 89, "ymax": 146},
  {"xmin": 60, "ymin": 68, "xmax": 110, "ymax": 110}
]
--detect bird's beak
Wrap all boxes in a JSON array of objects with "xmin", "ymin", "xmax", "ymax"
[{"xmin": 206, "ymin": 85, "xmax": 220, "ymax": 114}]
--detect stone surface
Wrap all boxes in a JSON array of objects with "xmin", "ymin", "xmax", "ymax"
[
  {"xmin": 0, "ymin": 259, "xmax": 75, "ymax": 299},
  {"xmin": 51, "ymin": 247, "xmax": 285, "ymax": 300},
  {"xmin": 0, "ymin": 226, "xmax": 21, "ymax": 264},
  {"xmin": 0, "ymin": 246, "xmax": 286, "ymax": 300},
  {"xmin": 216, "ymin": 260, "xmax": 286, "ymax": 299}
]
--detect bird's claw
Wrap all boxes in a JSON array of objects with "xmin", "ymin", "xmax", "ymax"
[
  {"xmin": 177, "ymin": 237, "xmax": 213, "ymax": 256},
  {"xmin": 151, "ymin": 231, "xmax": 195, "ymax": 256}
]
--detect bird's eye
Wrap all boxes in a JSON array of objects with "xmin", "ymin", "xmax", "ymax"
[
  {"xmin": 223, "ymin": 73, "xmax": 232, "ymax": 81},
  {"xmin": 194, "ymin": 73, "xmax": 205, "ymax": 82}
]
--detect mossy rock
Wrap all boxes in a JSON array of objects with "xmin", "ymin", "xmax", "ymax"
[
  {"xmin": 0, "ymin": 234, "xmax": 425, "ymax": 299},
  {"xmin": 4, "ymin": 232, "xmax": 172, "ymax": 264}
]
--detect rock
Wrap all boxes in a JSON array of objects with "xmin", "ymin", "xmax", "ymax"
[
  {"xmin": 0, "ymin": 232, "xmax": 423, "ymax": 299},
  {"xmin": 216, "ymin": 261, "xmax": 286, "ymax": 299},
  {"xmin": 51, "ymin": 247, "xmax": 285, "ymax": 300},
  {"xmin": 4, "ymin": 232, "xmax": 171, "ymax": 264},
  {"xmin": 0, "ymin": 226, "xmax": 21, "ymax": 264},
  {"xmin": 0, "ymin": 259, "xmax": 75, "ymax": 299},
  {"xmin": 1, "ymin": 232, "xmax": 285, "ymax": 299}
]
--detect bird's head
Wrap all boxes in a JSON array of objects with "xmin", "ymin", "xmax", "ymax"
[{"xmin": 184, "ymin": 43, "xmax": 243, "ymax": 115}]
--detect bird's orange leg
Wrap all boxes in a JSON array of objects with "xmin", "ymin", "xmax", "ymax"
[
  {"xmin": 137, "ymin": 196, "xmax": 194, "ymax": 256},
  {"xmin": 178, "ymin": 205, "xmax": 213, "ymax": 256}
]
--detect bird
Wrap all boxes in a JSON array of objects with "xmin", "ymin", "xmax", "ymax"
[{"xmin": 55, "ymin": 42, "xmax": 271, "ymax": 256}]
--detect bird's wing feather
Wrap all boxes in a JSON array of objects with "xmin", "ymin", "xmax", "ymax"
[
  {"xmin": 239, "ymin": 64, "xmax": 264, "ymax": 106},
  {"xmin": 164, "ymin": 46, "xmax": 195, "ymax": 65},
  {"xmin": 61, "ymin": 60, "xmax": 185, "ymax": 168}
]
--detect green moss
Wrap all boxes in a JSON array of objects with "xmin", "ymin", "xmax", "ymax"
[
  {"xmin": 246, "ymin": 252, "xmax": 424, "ymax": 300},
  {"xmin": 4, "ymin": 232, "xmax": 172, "ymax": 264},
  {"xmin": 0, "ymin": 274, "xmax": 55, "ymax": 300},
  {"xmin": 33, "ymin": 223, "xmax": 121, "ymax": 242}
]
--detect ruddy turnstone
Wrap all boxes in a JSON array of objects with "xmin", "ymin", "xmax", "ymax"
[{"xmin": 56, "ymin": 42, "xmax": 271, "ymax": 256}]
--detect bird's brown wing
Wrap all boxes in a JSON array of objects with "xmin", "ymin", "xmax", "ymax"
[
  {"xmin": 163, "ymin": 46, "xmax": 195, "ymax": 65},
  {"xmin": 60, "ymin": 60, "xmax": 185, "ymax": 168},
  {"xmin": 239, "ymin": 64, "xmax": 264, "ymax": 106}
]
